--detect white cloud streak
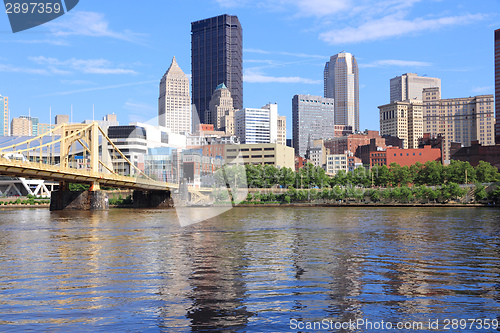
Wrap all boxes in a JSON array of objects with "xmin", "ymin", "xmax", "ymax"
[
  {"xmin": 244, "ymin": 48, "xmax": 326, "ymax": 59},
  {"xmin": 29, "ymin": 56, "xmax": 137, "ymax": 75},
  {"xmin": 319, "ymin": 13, "xmax": 485, "ymax": 45},
  {"xmin": 360, "ymin": 59, "xmax": 432, "ymax": 68},
  {"xmin": 244, "ymin": 68, "xmax": 321, "ymax": 84},
  {"xmin": 46, "ymin": 11, "xmax": 146, "ymax": 43},
  {"xmin": 0, "ymin": 64, "xmax": 49, "ymax": 75},
  {"xmin": 38, "ymin": 80, "xmax": 157, "ymax": 97}
]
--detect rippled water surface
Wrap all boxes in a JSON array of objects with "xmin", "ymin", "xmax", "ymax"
[{"xmin": 1, "ymin": 207, "xmax": 500, "ymax": 332}]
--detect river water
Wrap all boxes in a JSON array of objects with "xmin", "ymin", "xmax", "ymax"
[{"xmin": 0, "ymin": 207, "xmax": 499, "ymax": 332}]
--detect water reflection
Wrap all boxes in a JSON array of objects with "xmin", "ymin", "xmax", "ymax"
[{"xmin": 0, "ymin": 207, "xmax": 499, "ymax": 332}]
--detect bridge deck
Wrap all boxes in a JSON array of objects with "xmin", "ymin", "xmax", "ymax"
[{"xmin": 0, "ymin": 158, "xmax": 170, "ymax": 191}]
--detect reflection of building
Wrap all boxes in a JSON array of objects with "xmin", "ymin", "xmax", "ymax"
[
  {"xmin": 390, "ymin": 73, "xmax": 441, "ymax": 103},
  {"xmin": 324, "ymin": 52, "xmax": 359, "ymax": 131},
  {"xmin": 158, "ymin": 56, "xmax": 191, "ymax": 135},
  {"xmin": 292, "ymin": 94, "xmax": 335, "ymax": 157},
  {"xmin": 379, "ymin": 100, "xmax": 423, "ymax": 149},
  {"xmin": 0, "ymin": 94, "xmax": 8, "ymax": 136},
  {"xmin": 225, "ymin": 143, "xmax": 294, "ymax": 169},
  {"xmin": 191, "ymin": 14, "xmax": 243, "ymax": 128},
  {"xmin": 422, "ymin": 87, "xmax": 495, "ymax": 162}
]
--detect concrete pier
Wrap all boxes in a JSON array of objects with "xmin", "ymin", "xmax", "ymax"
[
  {"xmin": 133, "ymin": 190, "xmax": 173, "ymax": 208},
  {"xmin": 50, "ymin": 190, "xmax": 109, "ymax": 211}
]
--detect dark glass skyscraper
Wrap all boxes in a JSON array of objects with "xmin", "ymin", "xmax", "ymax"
[{"xmin": 191, "ymin": 14, "xmax": 243, "ymax": 128}]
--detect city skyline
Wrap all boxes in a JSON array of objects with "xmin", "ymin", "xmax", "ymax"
[{"xmin": 0, "ymin": 0, "xmax": 498, "ymax": 139}]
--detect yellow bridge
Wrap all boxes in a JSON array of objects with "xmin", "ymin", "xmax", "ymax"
[{"xmin": 0, "ymin": 122, "xmax": 210, "ymax": 208}]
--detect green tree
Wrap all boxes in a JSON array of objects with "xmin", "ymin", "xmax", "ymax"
[
  {"xmin": 372, "ymin": 165, "xmax": 390, "ymax": 187},
  {"xmin": 418, "ymin": 161, "xmax": 444, "ymax": 186},
  {"xmin": 445, "ymin": 160, "xmax": 476, "ymax": 184},
  {"xmin": 474, "ymin": 184, "xmax": 488, "ymax": 201},
  {"xmin": 475, "ymin": 161, "xmax": 500, "ymax": 183}
]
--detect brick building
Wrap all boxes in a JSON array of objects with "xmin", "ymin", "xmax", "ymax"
[
  {"xmin": 451, "ymin": 141, "xmax": 500, "ymax": 170},
  {"xmin": 370, "ymin": 145, "xmax": 441, "ymax": 168}
]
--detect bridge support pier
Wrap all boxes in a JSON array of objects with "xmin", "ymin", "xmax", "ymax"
[
  {"xmin": 133, "ymin": 190, "xmax": 173, "ymax": 208},
  {"xmin": 50, "ymin": 190, "xmax": 109, "ymax": 211}
]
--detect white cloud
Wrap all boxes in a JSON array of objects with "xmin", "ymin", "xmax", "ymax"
[
  {"xmin": 38, "ymin": 80, "xmax": 156, "ymax": 97},
  {"xmin": 360, "ymin": 59, "xmax": 432, "ymax": 68},
  {"xmin": 471, "ymin": 86, "xmax": 494, "ymax": 94},
  {"xmin": 244, "ymin": 68, "xmax": 321, "ymax": 84},
  {"xmin": 319, "ymin": 13, "xmax": 485, "ymax": 44},
  {"xmin": 0, "ymin": 64, "xmax": 49, "ymax": 75},
  {"xmin": 61, "ymin": 79, "xmax": 95, "ymax": 85},
  {"xmin": 215, "ymin": 0, "xmax": 350, "ymax": 17},
  {"xmin": 245, "ymin": 48, "xmax": 326, "ymax": 59},
  {"xmin": 294, "ymin": 0, "xmax": 350, "ymax": 17},
  {"xmin": 124, "ymin": 100, "xmax": 156, "ymax": 113},
  {"xmin": 29, "ymin": 56, "xmax": 137, "ymax": 75},
  {"xmin": 46, "ymin": 11, "xmax": 145, "ymax": 43}
]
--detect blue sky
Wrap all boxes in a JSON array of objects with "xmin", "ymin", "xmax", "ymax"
[{"xmin": 0, "ymin": 0, "xmax": 499, "ymax": 138}]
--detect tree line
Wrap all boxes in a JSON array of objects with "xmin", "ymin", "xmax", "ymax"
[{"xmin": 213, "ymin": 160, "xmax": 500, "ymax": 189}]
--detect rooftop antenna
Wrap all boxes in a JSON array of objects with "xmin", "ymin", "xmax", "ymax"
[
  {"xmin": 93, "ymin": 104, "xmax": 95, "ymax": 122},
  {"xmin": 71, "ymin": 104, "xmax": 73, "ymax": 124}
]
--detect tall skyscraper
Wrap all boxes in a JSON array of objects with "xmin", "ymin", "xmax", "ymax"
[
  {"xmin": 495, "ymin": 29, "xmax": 500, "ymax": 144},
  {"xmin": 158, "ymin": 56, "xmax": 191, "ymax": 135},
  {"xmin": 390, "ymin": 73, "xmax": 441, "ymax": 103},
  {"xmin": 191, "ymin": 14, "xmax": 243, "ymax": 128},
  {"xmin": 422, "ymin": 87, "xmax": 495, "ymax": 161},
  {"xmin": 207, "ymin": 83, "xmax": 235, "ymax": 135},
  {"xmin": 0, "ymin": 94, "xmax": 8, "ymax": 136},
  {"xmin": 292, "ymin": 94, "xmax": 335, "ymax": 158},
  {"xmin": 324, "ymin": 52, "xmax": 359, "ymax": 132}
]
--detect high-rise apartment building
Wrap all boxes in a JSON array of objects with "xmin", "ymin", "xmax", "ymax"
[
  {"xmin": 324, "ymin": 52, "xmax": 359, "ymax": 132},
  {"xmin": 495, "ymin": 29, "xmax": 500, "ymax": 144},
  {"xmin": 390, "ymin": 73, "xmax": 441, "ymax": 103},
  {"xmin": 292, "ymin": 94, "xmax": 335, "ymax": 157},
  {"xmin": 191, "ymin": 14, "xmax": 243, "ymax": 128},
  {"xmin": 422, "ymin": 87, "xmax": 495, "ymax": 162},
  {"xmin": 379, "ymin": 100, "xmax": 423, "ymax": 149},
  {"xmin": 235, "ymin": 104, "xmax": 278, "ymax": 144},
  {"xmin": 158, "ymin": 56, "xmax": 191, "ymax": 135},
  {"xmin": 0, "ymin": 94, "xmax": 8, "ymax": 136},
  {"xmin": 11, "ymin": 117, "xmax": 31, "ymax": 136},
  {"xmin": 207, "ymin": 83, "xmax": 235, "ymax": 135}
]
